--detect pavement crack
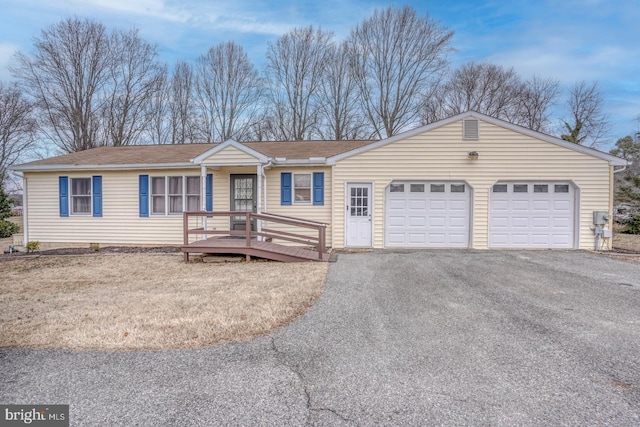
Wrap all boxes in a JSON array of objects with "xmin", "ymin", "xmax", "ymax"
[
  {"xmin": 269, "ymin": 336, "xmax": 354, "ymax": 425},
  {"xmin": 269, "ymin": 336, "xmax": 312, "ymax": 421}
]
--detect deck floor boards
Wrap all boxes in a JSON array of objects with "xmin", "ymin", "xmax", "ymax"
[{"xmin": 182, "ymin": 237, "xmax": 329, "ymax": 262}]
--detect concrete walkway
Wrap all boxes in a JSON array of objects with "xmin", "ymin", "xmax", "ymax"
[{"xmin": 2, "ymin": 251, "xmax": 640, "ymax": 426}]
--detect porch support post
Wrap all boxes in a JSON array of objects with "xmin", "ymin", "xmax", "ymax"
[
  {"xmin": 256, "ymin": 164, "xmax": 263, "ymax": 240},
  {"xmin": 201, "ymin": 165, "xmax": 207, "ymax": 236}
]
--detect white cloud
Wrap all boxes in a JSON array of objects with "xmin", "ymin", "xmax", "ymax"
[{"xmin": 66, "ymin": 0, "xmax": 190, "ymax": 23}]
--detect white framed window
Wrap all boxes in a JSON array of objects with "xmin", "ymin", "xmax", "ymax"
[
  {"xmin": 71, "ymin": 177, "xmax": 92, "ymax": 215},
  {"xmin": 186, "ymin": 176, "xmax": 201, "ymax": 211},
  {"xmin": 293, "ymin": 173, "xmax": 311, "ymax": 204},
  {"xmin": 168, "ymin": 176, "xmax": 183, "ymax": 214},
  {"xmin": 151, "ymin": 177, "xmax": 166, "ymax": 215},
  {"xmin": 151, "ymin": 175, "xmax": 201, "ymax": 215}
]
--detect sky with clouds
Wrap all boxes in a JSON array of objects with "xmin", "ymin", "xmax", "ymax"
[{"xmin": 1, "ymin": 0, "xmax": 639, "ymax": 147}]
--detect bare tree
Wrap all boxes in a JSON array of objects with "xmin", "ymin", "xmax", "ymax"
[
  {"xmin": 0, "ymin": 82, "xmax": 36, "ymax": 182},
  {"xmin": 194, "ymin": 41, "xmax": 263, "ymax": 142},
  {"xmin": 349, "ymin": 6, "xmax": 453, "ymax": 139},
  {"xmin": 317, "ymin": 41, "xmax": 370, "ymax": 140},
  {"xmin": 265, "ymin": 26, "xmax": 333, "ymax": 141},
  {"xmin": 515, "ymin": 75, "xmax": 559, "ymax": 132},
  {"xmin": 427, "ymin": 62, "xmax": 524, "ymax": 121},
  {"xmin": 169, "ymin": 61, "xmax": 197, "ymax": 144},
  {"xmin": 12, "ymin": 18, "xmax": 112, "ymax": 152},
  {"xmin": 422, "ymin": 62, "xmax": 559, "ymax": 132},
  {"xmin": 561, "ymin": 80, "xmax": 610, "ymax": 146},
  {"xmin": 146, "ymin": 66, "xmax": 171, "ymax": 144},
  {"xmin": 105, "ymin": 29, "xmax": 165, "ymax": 146}
]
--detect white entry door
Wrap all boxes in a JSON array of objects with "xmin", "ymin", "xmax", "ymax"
[{"xmin": 346, "ymin": 183, "xmax": 372, "ymax": 247}]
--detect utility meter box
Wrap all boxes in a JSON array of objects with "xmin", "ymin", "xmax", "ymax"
[{"xmin": 593, "ymin": 211, "xmax": 610, "ymax": 225}]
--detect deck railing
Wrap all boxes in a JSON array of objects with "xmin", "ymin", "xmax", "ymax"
[{"xmin": 183, "ymin": 211, "xmax": 327, "ymax": 260}]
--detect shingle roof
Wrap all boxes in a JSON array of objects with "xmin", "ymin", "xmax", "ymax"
[{"xmin": 15, "ymin": 140, "xmax": 376, "ymax": 169}]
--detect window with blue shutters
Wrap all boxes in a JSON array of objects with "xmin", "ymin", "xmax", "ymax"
[
  {"xmin": 281, "ymin": 172, "xmax": 324, "ymax": 205},
  {"xmin": 60, "ymin": 176, "xmax": 102, "ymax": 216}
]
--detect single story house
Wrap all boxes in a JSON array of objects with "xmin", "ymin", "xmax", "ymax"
[{"xmin": 12, "ymin": 111, "xmax": 627, "ymax": 253}]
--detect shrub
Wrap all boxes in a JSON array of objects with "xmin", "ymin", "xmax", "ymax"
[
  {"xmin": 25, "ymin": 241, "xmax": 40, "ymax": 253},
  {"xmin": 0, "ymin": 219, "xmax": 19, "ymax": 238},
  {"xmin": 622, "ymin": 215, "xmax": 640, "ymax": 235}
]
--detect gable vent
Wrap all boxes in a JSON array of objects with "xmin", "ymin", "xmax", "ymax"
[{"xmin": 463, "ymin": 118, "xmax": 479, "ymax": 140}]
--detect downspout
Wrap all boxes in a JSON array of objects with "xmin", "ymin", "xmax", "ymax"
[
  {"xmin": 262, "ymin": 161, "xmax": 272, "ymax": 213},
  {"xmin": 201, "ymin": 165, "xmax": 207, "ymax": 238},
  {"xmin": 21, "ymin": 173, "xmax": 28, "ymax": 246},
  {"xmin": 261, "ymin": 161, "xmax": 272, "ymax": 236}
]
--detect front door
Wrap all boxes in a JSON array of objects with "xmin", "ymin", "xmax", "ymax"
[
  {"xmin": 230, "ymin": 174, "xmax": 257, "ymax": 231},
  {"xmin": 346, "ymin": 183, "xmax": 372, "ymax": 247}
]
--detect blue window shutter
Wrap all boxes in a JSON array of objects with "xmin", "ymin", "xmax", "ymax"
[
  {"xmin": 313, "ymin": 172, "xmax": 324, "ymax": 206},
  {"xmin": 206, "ymin": 173, "xmax": 213, "ymax": 211},
  {"xmin": 281, "ymin": 172, "xmax": 292, "ymax": 205},
  {"xmin": 59, "ymin": 176, "xmax": 69, "ymax": 217},
  {"xmin": 139, "ymin": 175, "xmax": 149, "ymax": 217},
  {"xmin": 92, "ymin": 176, "xmax": 102, "ymax": 217}
]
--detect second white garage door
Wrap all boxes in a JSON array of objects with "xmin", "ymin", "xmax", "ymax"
[
  {"xmin": 385, "ymin": 181, "xmax": 470, "ymax": 247},
  {"xmin": 489, "ymin": 182, "xmax": 575, "ymax": 248}
]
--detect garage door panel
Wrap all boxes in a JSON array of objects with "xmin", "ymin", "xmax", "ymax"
[
  {"xmin": 512, "ymin": 200, "xmax": 531, "ymax": 211},
  {"xmin": 388, "ymin": 199, "xmax": 406, "ymax": 210},
  {"xmin": 489, "ymin": 182, "xmax": 574, "ymax": 248},
  {"xmin": 553, "ymin": 200, "xmax": 571, "ymax": 210},
  {"xmin": 408, "ymin": 216, "xmax": 426, "ymax": 227},
  {"xmin": 429, "ymin": 216, "xmax": 446, "ymax": 228},
  {"xmin": 512, "ymin": 217, "xmax": 530, "ymax": 228},
  {"xmin": 532, "ymin": 234, "xmax": 550, "ymax": 245},
  {"xmin": 429, "ymin": 199, "xmax": 447, "ymax": 211},
  {"xmin": 408, "ymin": 233, "xmax": 426, "ymax": 244},
  {"xmin": 449, "ymin": 216, "xmax": 467, "ymax": 228},
  {"xmin": 387, "ymin": 216, "xmax": 407, "ymax": 227},
  {"xmin": 385, "ymin": 181, "xmax": 469, "ymax": 248},
  {"xmin": 409, "ymin": 199, "xmax": 426, "ymax": 210},
  {"xmin": 532, "ymin": 217, "xmax": 550, "ymax": 228},
  {"xmin": 533, "ymin": 200, "xmax": 551, "ymax": 211}
]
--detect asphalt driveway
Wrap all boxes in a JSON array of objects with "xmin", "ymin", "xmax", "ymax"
[{"xmin": 2, "ymin": 251, "xmax": 640, "ymax": 426}]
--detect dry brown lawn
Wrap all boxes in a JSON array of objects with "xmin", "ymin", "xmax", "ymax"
[{"xmin": 0, "ymin": 254, "xmax": 327, "ymax": 351}]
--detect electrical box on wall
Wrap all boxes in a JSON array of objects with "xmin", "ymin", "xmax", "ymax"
[{"xmin": 593, "ymin": 211, "xmax": 610, "ymax": 225}]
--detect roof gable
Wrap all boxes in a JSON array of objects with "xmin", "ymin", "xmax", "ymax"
[
  {"xmin": 327, "ymin": 111, "xmax": 628, "ymax": 166},
  {"xmin": 191, "ymin": 139, "xmax": 268, "ymax": 164}
]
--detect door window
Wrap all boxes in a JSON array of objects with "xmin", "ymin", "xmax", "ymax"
[{"xmin": 350, "ymin": 186, "xmax": 369, "ymax": 217}]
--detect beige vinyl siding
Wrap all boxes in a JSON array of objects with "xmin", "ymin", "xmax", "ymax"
[
  {"xmin": 25, "ymin": 168, "xmax": 201, "ymax": 246},
  {"xmin": 202, "ymin": 146, "xmax": 260, "ymax": 164},
  {"xmin": 264, "ymin": 167, "xmax": 332, "ymax": 247},
  {"xmin": 333, "ymin": 119, "xmax": 611, "ymax": 250}
]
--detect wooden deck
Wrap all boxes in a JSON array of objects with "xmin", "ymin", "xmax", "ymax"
[
  {"xmin": 182, "ymin": 236, "xmax": 330, "ymax": 262},
  {"xmin": 181, "ymin": 211, "xmax": 330, "ymax": 263}
]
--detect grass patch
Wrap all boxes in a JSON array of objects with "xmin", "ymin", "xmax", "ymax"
[{"xmin": 0, "ymin": 254, "xmax": 327, "ymax": 351}]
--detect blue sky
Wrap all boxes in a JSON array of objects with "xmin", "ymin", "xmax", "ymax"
[{"xmin": 1, "ymin": 0, "xmax": 639, "ymax": 147}]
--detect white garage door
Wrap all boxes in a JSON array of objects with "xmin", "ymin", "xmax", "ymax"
[
  {"xmin": 385, "ymin": 181, "xmax": 470, "ymax": 247},
  {"xmin": 489, "ymin": 182, "xmax": 575, "ymax": 248}
]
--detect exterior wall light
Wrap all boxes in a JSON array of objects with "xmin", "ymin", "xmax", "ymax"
[{"xmin": 468, "ymin": 151, "xmax": 479, "ymax": 160}]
